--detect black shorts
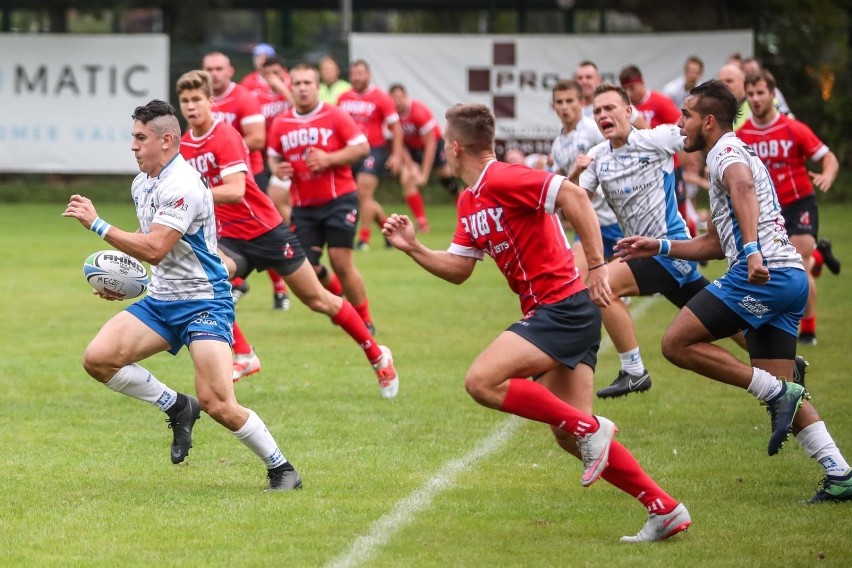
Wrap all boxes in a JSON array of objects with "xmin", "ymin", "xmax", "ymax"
[
  {"xmin": 291, "ymin": 192, "xmax": 360, "ymax": 265},
  {"xmin": 352, "ymin": 146, "xmax": 389, "ymax": 176},
  {"xmin": 253, "ymin": 169, "xmax": 270, "ymax": 194},
  {"xmin": 686, "ymin": 288, "xmax": 798, "ymax": 360},
  {"xmin": 218, "ymin": 223, "xmax": 306, "ymax": 279},
  {"xmin": 508, "ymin": 290, "xmax": 601, "ymax": 370},
  {"xmin": 781, "ymin": 194, "xmax": 818, "ymax": 238},
  {"xmin": 410, "ymin": 138, "xmax": 448, "ymax": 168},
  {"xmin": 628, "ymin": 257, "xmax": 710, "ymax": 309}
]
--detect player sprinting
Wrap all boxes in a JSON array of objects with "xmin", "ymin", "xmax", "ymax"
[
  {"xmin": 383, "ymin": 103, "xmax": 692, "ymax": 542},
  {"xmin": 62, "ymin": 99, "xmax": 302, "ymax": 491},
  {"xmin": 616, "ymin": 80, "xmax": 851, "ymax": 503},
  {"xmin": 176, "ymin": 70, "xmax": 399, "ymax": 398}
]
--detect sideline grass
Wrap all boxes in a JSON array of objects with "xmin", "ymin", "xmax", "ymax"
[{"xmin": 0, "ymin": 202, "xmax": 850, "ymax": 566}]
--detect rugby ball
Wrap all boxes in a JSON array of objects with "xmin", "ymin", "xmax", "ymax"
[{"xmin": 83, "ymin": 250, "xmax": 149, "ymax": 299}]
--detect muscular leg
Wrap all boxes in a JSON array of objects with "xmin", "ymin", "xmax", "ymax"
[
  {"xmin": 328, "ymin": 246, "xmax": 368, "ymax": 307},
  {"xmin": 600, "ymin": 259, "xmax": 641, "ymax": 353}
]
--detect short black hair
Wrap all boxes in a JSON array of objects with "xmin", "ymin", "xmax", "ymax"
[
  {"xmin": 388, "ymin": 83, "xmax": 406, "ymax": 94},
  {"xmin": 689, "ymin": 79, "xmax": 738, "ymax": 129},
  {"xmin": 132, "ymin": 99, "xmax": 176, "ymax": 124}
]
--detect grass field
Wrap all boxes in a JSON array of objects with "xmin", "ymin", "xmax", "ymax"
[{"xmin": 0, "ymin": 200, "xmax": 850, "ymax": 567}]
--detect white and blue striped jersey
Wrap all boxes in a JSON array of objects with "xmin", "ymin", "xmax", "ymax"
[
  {"xmin": 579, "ymin": 125, "xmax": 689, "ymax": 240},
  {"xmin": 706, "ymin": 132, "xmax": 803, "ymax": 270},
  {"xmin": 551, "ymin": 116, "xmax": 618, "ymax": 227},
  {"xmin": 131, "ymin": 154, "xmax": 231, "ymax": 301}
]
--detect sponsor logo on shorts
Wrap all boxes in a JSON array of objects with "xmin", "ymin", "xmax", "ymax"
[
  {"xmin": 738, "ymin": 295, "xmax": 770, "ymax": 319},
  {"xmin": 192, "ymin": 311, "xmax": 219, "ymax": 327}
]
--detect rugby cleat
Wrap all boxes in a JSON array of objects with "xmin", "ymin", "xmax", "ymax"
[
  {"xmin": 231, "ymin": 280, "xmax": 250, "ymax": 305},
  {"xmin": 373, "ymin": 345, "xmax": 399, "ymax": 399},
  {"xmin": 597, "ymin": 370, "xmax": 652, "ymax": 399},
  {"xmin": 816, "ymin": 239, "xmax": 841, "ymax": 275},
  {"xmin": 577, "ymin": 416, "xmax": 617, "ymax": 487},
  {"xmin": 792, "ymin": 355, "xmax": 810, "ymax": 399},
  {"xmin": 808, "ymin": 469, "xmax": 852, "ymax": 503},
  {"xmin": 265, "ymin": 464, "xmax": 303, "ymax": 492},
  {"xmin": 273, "ymin": 291, "xmax": 291, "ymax": 311},
  {"xmin": 620, "ymin": 503, "xmax": 692, "ymax": 543},
  {"xmin": 167, "ymin": 395, "xmax": 201, "ymax": 464},
  {"xmin": 233, "ymin": 348, "xmax": 261, "ymax": 382},
  {"xmin": 765, "ymin": 381, "xmax": 806, "ymax": 456}
]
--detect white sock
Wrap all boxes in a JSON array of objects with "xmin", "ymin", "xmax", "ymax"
[
  {"xmin": 795, "ymin": 421, "xmax": 850, "ymax": 476},
  {"xmin": 233, "ymin": 409, "xmax": 287, "ymax": 469},
  {"xmin": 619, "ymin": 347, "xmax": 645, "ymax": 376},
  {"xmin": 746, "ymin": 367, "xmax": 783, "ymax": 402},
  {"xmin": 105, "ymin": 364, "xmax": 178, "ymax": 412}
]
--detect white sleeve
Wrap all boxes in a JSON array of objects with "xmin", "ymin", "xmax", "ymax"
[
  {"xmin": 151, "ymin": 177, "xmax": 200, "ymax": 235},
  {"xmin": 578, "ymin": 148, "xmax": 600, "ymax": 193}
]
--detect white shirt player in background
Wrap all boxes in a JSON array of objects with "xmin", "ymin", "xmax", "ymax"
[
  {"xmin": 577, "ymin": 83, "xmax": 712, "ymax": 400},
  {"xmin": 573, "ymin": 60, "xmax": 649, "ymax": 128},
  {"xmin": 615, "ymin": 80, "xmax": 852, "ymax": 503},
  {"xmin": 662, "ymin": 55, "xmax": 704, "ymax": 110},
  {"xmin": 62, "ymin": 100, "xmax": 302, "ymax": 491}
]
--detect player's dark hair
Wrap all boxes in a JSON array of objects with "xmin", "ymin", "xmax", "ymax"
[
  {"xmin": 744, "ymin": 69, "xmax": 776, "ymax": 91},
  {"xmin": 577, "ymin": 60, "xmax": 598, "ymax": 70},
  {"xmin": 388, "ymin": 83, "xmax": 406, "ymax": 94},
  {"xmin": 552, "ymin": 79, "xmax": 581, "ymax": 98},
  {"xmin": 290, "ymin": 63, "xmax": 320, "ymax": 83},
  {"xmin": 689, "ymin": 79, "xmax": 738, "ymax": 130},
  {"xmin": 176, "ymin": 70, "xmax": 212, "ymax": 98},
  {"xmin": 132, "ymin": 100, "xmax": 176, "ymax": 124},
  {"xmin": 618, "ymin": 65, "xmax": 643, "ymax": 85},
  {"xmin": 350, "ymin": 59, "xmax": 370, "ymax": 71},
  {"xmin": 593, "ymin": 83, "xmax": 630, "ymax": 106},
  {"xmin": 262, "ymin": 56, "xmax": 286, "ymax": 69},
  {"xmin": 445, "ymin": 103, "xmax": 495, "ymax": 154}
]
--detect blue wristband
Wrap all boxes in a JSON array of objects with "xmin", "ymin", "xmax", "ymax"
[
  {"xmin": 658, "ymin": 239, "xmax": 671, "ymax": 256},
  {"xmin": 90, "ymin": 217, "xmax": 112, "ymax": 238},
  {"xmin": 743, "ymin": 241, "xmax": 760, "ymax": 258}
]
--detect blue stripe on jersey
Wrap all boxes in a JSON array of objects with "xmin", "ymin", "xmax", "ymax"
[
  {"xmin": 662, "ymin": 171, "xmax": 689, "ymax": 240},
  {"xmin": 184, "ymin": 227, "xmax": 231, "ymax": 300}
]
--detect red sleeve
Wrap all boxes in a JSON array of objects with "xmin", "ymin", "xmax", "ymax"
[
  {"xmin": 267, "ymin": 116, "xmax": 285, "ymax": 156},
  {"xmin": 379, "ymin": 91, "xmax": 399, "ymax": 122},
  {"xmin": 215, "ymin": 124, "xmax": 251, "ymax": 171},
  {"xmin": 789, "ymin": 119, "xmax": 826, "ymax": 157},
  {"xmin": 491, "ymin": 163, "xmax": 555, "ymax": 211},
  {"xmin": 451, "ymin": 195, "xmax": 478, "ymax": 250},
  {"xmin": 239, "ymin": 89, "xmax": 263, "ymax": 116}
]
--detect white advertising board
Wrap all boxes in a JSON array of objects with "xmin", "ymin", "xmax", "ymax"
[
  {"xmin": 351, "ymin": 31, "xmax": 752, "ymax": 155},
  {"xmin": 0, "ymin": 34, "xmax": 169, "ymax": 173}
]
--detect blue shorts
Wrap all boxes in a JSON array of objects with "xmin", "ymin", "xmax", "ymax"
[
  {"xmin": 126, "ymin": 296, "xmax": 234, "ymax": 355},
  {"xmin": 572, "ymin": 223, "xmax": 623, "ymax": 259},
  {"xmin": 508, "ymin": 290, "xmax": 600, "ymax": 370},
  {"xmin": 704, "ymin": 264, "xmax": 807, "ymax": 336},
  {"xmin": 652, "ymin": 254, "xmax": 704, "ymax": 287}
]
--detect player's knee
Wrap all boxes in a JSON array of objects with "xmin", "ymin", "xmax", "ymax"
[
  {"xmin": 463, "ymin": 371, "xmax": 493, "ymax": 406},
  {"xmin": 82, "ymin": 344, "xmax": 121, "ymax": 382},
  {"xmin": 198, "ymin": 396, "xmax": 238, "ymax": 428},
  {"xmin": 660, "ymin": 331, "xmax": 685, "ymax": 366}
]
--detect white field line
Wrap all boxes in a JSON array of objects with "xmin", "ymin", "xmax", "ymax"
[{"xmin": 325, "ymin": 297, "xmax": 658, "ymax": 568}]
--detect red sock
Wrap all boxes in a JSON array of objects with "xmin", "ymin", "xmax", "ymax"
[
  {"xmin": 500, "ymin": 378, "xmax": 597, "ymax": 435},
  {"xmin": 406, "ymin": 193, "xmax": 429, "ymax": 228},
  {"xmin": 232, "ymin": 277, "xmax": 246, "ymax": 287},
  {"xmin": 359, "ymin": 227, "xmax": 371, "ymax": 244},
  {"xmin": 268, "ymin": 269, "xmax": 287, "ymax": 293},
  {"xmin": 232, "ymin": 322, "xmax": 252, "ymax": 355},
  {"xmin": 326, "ymin": 273, "xmax": 344, "ymax": 296},
  {"xmin": 376, "ymin": 215, "xmax": 388, "ymax": 230},
  {"xmin": 601, "ymin": 442, "xmax": 679, "ymax": 513},
  {"xmin": 352, "ymin": 300, "xmax": 373, "ymax": 326},
  {"xmin": 800, "ymin": 315, "xmax": 816, "ymax": 335},
  {"xmin": 811, "ymin": 248, "xmax": 824, "ymax": 278},
  {"xmin": 332, "ymin": 300, "xmax": 382, "ymax": 361}
]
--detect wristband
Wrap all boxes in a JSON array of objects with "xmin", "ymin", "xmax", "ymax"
[
  {"xmin": 90, "ymin": 217, "xmax": 112, "ymax": 238},
  {"xmin": 658, "ymin": 239, "xmax": 671, "ymax": 256},
  {"xmin": 743, "ymin": 241, "xmax": 760, "ymax": 258},
  {"xmin": 589, "ymin": 263, "xmax": 606, "ymax": 271}
]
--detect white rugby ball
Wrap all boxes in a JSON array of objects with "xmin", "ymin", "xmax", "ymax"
[{"xmin": 83, "ymin": 250, "xmax": 149, "ymax": 299}]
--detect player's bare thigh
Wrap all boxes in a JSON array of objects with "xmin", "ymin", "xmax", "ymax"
[
  {"xmin": 464, "ymin": 331, "xmax": 558, "ymax": 409},
  {"xmin": 606, "ymin": 257, "xmax": 640, "ymax": 297},
  {"xmin": 83, "ymin": 311, "xmax": 171, "ymax": 382},
  {"xmin": 189, "ymin": 338, "xmax": 248, "ymax": 429}
]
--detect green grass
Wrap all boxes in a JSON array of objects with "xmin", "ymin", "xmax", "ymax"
[{"xmin": 1, "ymin": 202, "xmax": 851, "ymax": 567}]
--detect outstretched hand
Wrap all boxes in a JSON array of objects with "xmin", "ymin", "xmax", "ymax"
[
  {"xmin": 382, "ymin": 213, "xmax": 417, "ymax": 252},
  {"xmin": 62, "ymin": 194, "xmax": 98, "ymax": 230},
  {"xmin": 613, "ymin": 236, "xmax": 661, "ymax": 262}
]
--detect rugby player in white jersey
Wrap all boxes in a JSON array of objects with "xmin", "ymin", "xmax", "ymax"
[
  {"xmin": 62, "ymin": 100, "xmax": 302, "ymax": 491},
  {"xmin": 616, "ymin": 80, "xmax": 851, "ymax": 503}
]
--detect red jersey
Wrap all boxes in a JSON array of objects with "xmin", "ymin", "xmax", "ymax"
[
  {"xmin": 736, "ymin": 113, "xmax": 829, "ymax": 207},
  {"xmin": 212, "ymin": 82, "xmax": 266, "ymax": 175},
  {"xmin": 635, "ymin": 90, "xmax": 681, "ymax": 128},
  {"xmin": 399, "ymin": 99, "xmax": 441, "ymax": 151},
  {"xmin": 239, "ymin": 71, "xmax": 267, "ymax": 96},
  {"xmin": 267, "ymin": 102, "xmax": 367, "ymax": 207},
  {"xmin": 337, "ymin": 86, "xmax": 399, "ymax": 148},
  {"xmin": 180, "ymin": 120, "xmax": 283, "ymax": 240},
  {"xmin": 450, "ymin": 161, "xmax": 586, "ymax": 315}
]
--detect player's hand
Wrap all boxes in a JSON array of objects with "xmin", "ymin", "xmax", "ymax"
[
  {"xmin": 747, "ymin": 253, "xmax": 770, "ymax": 285},
  {"xmin": 382, "ymin": 213, "xmax": 417, "ymax": 252},
  {"xmin": 62, "ymin": 194, "xmax": 99, "ymax": 229},
  {"xmin": 613, "ymin": 236, "xmax": 661, "ymax": 262},
  {"xmin": 274, "ymin": 161, "xmax": 295, "ymax": 180},
  {"xmin": 93, "ymin": 289, "xmax": 124, "ymax": 301},
  {"xmin": 586, "ymin": 264, "xmax": 612, "ymax": 307},
  {"xmin": 567, "ymin": 154, "xmax": 592, "ymax": 180},
  {"xmin": 305, "ymin": 148, "xmax": 331, "ymax": 173},
  {"xmin": 386, "ymin": 152, "xmax": 404, "ymax": 176},
  {"xmin": 808, "ymin": 171, "xmax": 833, "ymax": 192}
]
